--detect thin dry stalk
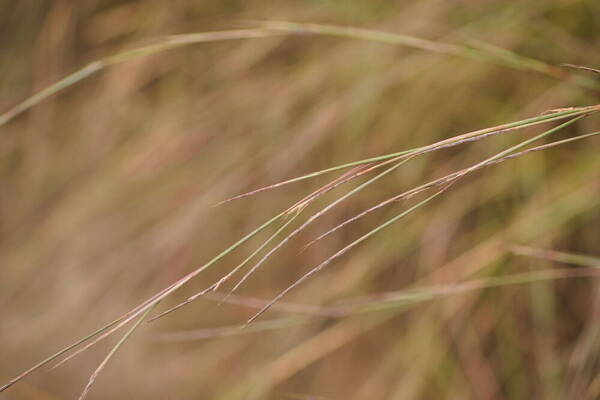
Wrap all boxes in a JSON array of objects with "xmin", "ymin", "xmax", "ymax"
[
  {"xmin": 221, "ymin": 105, "xmax": 599, "ymax": 203},
  {"xmin": 228, "ymin": 159, "xmax": 413, "ymax": 295},
  {"xmin": 244, "ymin": 117, "xmax": 589, "ymax": 322},
  {"xmin": 148, "ymin": 212, "xmax": 300, "ymax": 322},
  {"xmin": 77, "ymin": 303, "xmax": 157, "ymax": 400},
  {"xmin": 2, "ymin": 107, "xmax": 597, "ymax": 393},
  {"xmin": 561, "ymin": 63, "xmax": 600, "ymax": 75},
  {"xmin": 246, "ymin": 186, "xmax": 452, "ymax": 324},
  {"xmin": 305, "ymin": 126, "xmax": 598, "ymax": 249}
]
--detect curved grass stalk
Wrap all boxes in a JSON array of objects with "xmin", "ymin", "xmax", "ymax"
[
  {"xmin": 260, "ymin": 21, "xmax": 600, "ymax": 91},
  {"xmin": 3, "ymin": 21, "xmax": 597, "ymax": 128},
  {"xmin": 0, "ymin": 29, "xmax": 284, "ymax": 128}
]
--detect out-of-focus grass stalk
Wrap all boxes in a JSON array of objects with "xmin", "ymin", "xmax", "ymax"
[
  {"xmin": 0, "ymin": 29, "xmax": 283, "ymax": 127},
  {"xmin": 261, "ymin": 21, "xmax": 600, "ymax": 91},
  {"xmin": 512, "ymin": 246, "xmax": 600, "ymax": 268},
  {"xmin": 2, "ymin": 22, "xmax": 597, "ymax": 128},
  {"xmin": 157, "ymin": 267, "xmax": 600, "ymax": 341},
  {"xmin": 155, "ymin": 316, "xmax": 308, "ymax": 342},
  {"xmin": 0, "ymin": 62, "xmax": 103, "ymax": 128},
  {"xmin": 462, "ymin": 40, "xmax": 600, "ymax": 90},
  {"xmin": 344, "ymin": 267, "xmax": 600, "ymax": 314}
]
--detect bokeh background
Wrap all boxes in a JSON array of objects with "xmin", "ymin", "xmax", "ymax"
[{"xmin": 1, "ymin": 1, "xmax": 599, "ymax": 399}]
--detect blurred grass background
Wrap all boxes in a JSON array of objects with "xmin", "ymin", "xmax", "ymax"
[{"xmin": 1, "ymin": 1, "xmax": 599, "ymax": 399}]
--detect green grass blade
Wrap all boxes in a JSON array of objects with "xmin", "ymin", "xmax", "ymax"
[{"xmin": 77, "ymin": 302, "xmax": 158, "ymax": 400}]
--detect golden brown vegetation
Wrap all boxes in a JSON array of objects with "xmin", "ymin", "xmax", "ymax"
[{"xmin": 1, "ymin": 1, "xmax": 599, "ymax": 399}]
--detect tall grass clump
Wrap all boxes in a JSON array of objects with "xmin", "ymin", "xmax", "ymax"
[{"xmin": 1, "ymin": 2, "xmax": 599, "ymax": 399}]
